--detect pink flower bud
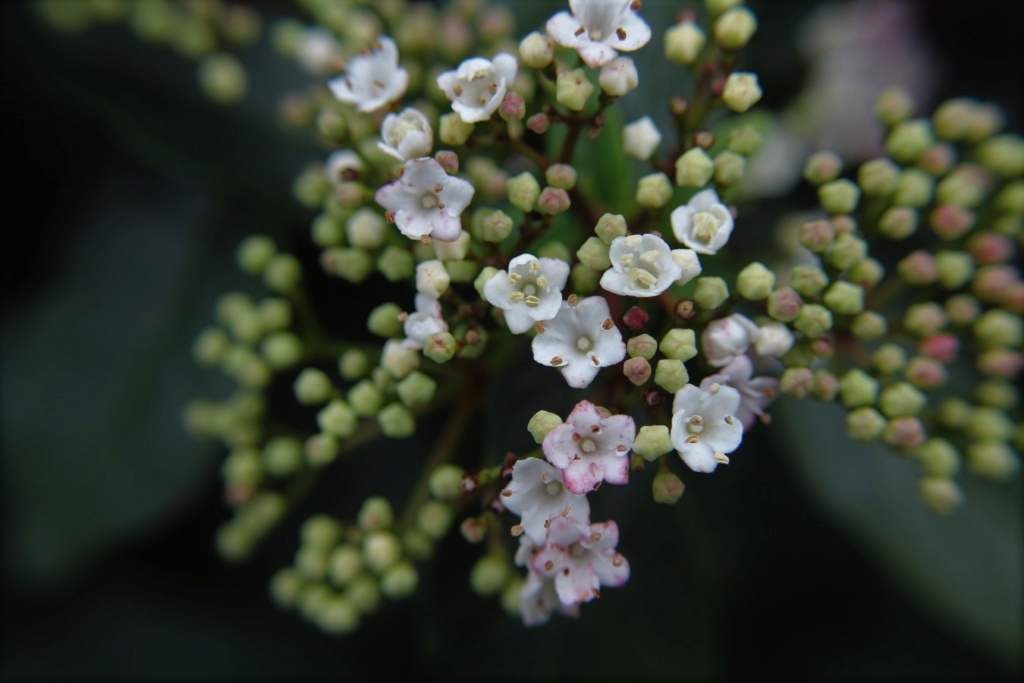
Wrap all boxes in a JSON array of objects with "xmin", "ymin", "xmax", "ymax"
[
  {"xmin": 526, "ymin": 113, "xmax": 550, "ymax": 134},
  {"xmin": 883, "ymin": 416, "xmax": 926, "ymax": 449},
  {"xmin": 918, "ymin": 334, "xmax": 959, "ymax": 362},
  {"xmin": 537, "ymin": 186, "xmax": 571, "ymax": 215},
  {"xmin": 498, "ymin": 92, "xmax": 526, "ymax": 121},
  {"xmin": 929, "ymin": 204, "xmax": 976, "ymax": 240},
  {"xmin": 897, "ymin": 250, "xmax": 938, "ymax": 285},
  {"xmin": 978, "ymin": 349, "xmax": 1023, "ymax": 378},
  {"xmin": 972, "ymin": 264, "xmax": 1019, "ymax": 302},
  {"xmin": 905, "ymin": 356, "xmax": 947, "ymax": 390},
  {"xmin": 434, "ymin": 150, "xmax": 459, "ymax": 174},
  {"xmin": 968, "ymin": 231, "xmax": 1015, "ymax": 265},
  {"xmin": 623, "ymin": 305, "xmax": 649, "ymax": 331}
]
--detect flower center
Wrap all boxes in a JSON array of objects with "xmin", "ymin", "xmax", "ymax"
[
  {"xmin": 421, "ymin": 193, "xmax": 439, "ymax": 209},
  {"xmin": 576, "ymin": 336, "xmax": 592, "ymax": 352},
  {"xmin": 693, "ymin": 212, "xmax": 720, "ymax": 243},
  {"xmin": 545, "ymin": 481, "xmax": 562, "ymax": 496},
  {"xmin": 686, "ymin": 415, "xmax": 705, "ymax": 435},
  {"xmin": 523, "ymin": 283, "xmax": 537, "ymax": 296},
  {"xmin": 580, "ymin": 437, "xmax": 598, "ymax": 454},
  {"xmin": 570, "ymin": 542, "xmax": 587, "ymax": 558}
]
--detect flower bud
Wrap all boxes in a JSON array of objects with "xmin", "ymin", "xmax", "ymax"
[
  {"xmin": 322, "ymin": 247, "xmax": 374, "ymax": 283},
  {"xmin": 654, "ymin": 359, "xmax": 690, "ymax": 394},
  {"xmin": 978, "ymin": 348, "xmax": 1023, "ymax": 378},
  {"xmin": 892, "ymin": 169, "xmax": 934, "ymax": 207},
  {"xmin": 416, "ymin": 259, "xmax": 451, "ymax": 299},
  {"xmin": 754, "ymin": 321, "xmax": 794, "ymax": 357},
  {"xmin": 838, "ymin": 369, "xmax": 878, "ymax": 408},
  {"xmin": 556, "ymin": 68, "xmax": 594, "ymax": 111},
  {"xmin": 627, "ymin": 334, "xmax": 658, "ymax": 360},
  {"xmin": 735, "ymin": 262, "xmax": 775, "ymax": 300},
  {"xmin": 519, "ymin": 31, "xmax": 553, "ymax": 69},
  {"xmin": 237, "ymin": 235, "xmax": 277, "ymax": 274},
  {"xmin": 378, "ymin": 402, "xmax": 415, "ymax": 438},
  {"xmin": 438, "ymin": 113, "xmax": 474, "ymax": 145},
  {"xmin": 721, "ymin": 72, "xmax": 762, "ymax": 113},
  {"xmin": 423, "ymin": 331, "xmax": 457, "ymax": 364},
  {"xmin": 822, "ymin": 281, "xmax": 864, "ymax": 315},
  {"xmin": 416, "ymin": 500, "xmax": 453, "ymax": 540},
  {"xmin": 665, "ymin": 20, "xmax": 706, "ymax": 65},
  {"xmin": 850, "ymin": 311, "xmax": 887, "ymax": 340},
  {"xmin": 428, "ymin": 465, "xmax": 465, "ymax": 501},
  {"xmin": 826, "ymin": 233, "xmax": 867, "ymax": 270},
  {"xmin": 793, "ymin": 303, "xmax": 832, "ymax": 338},
  {"xmin": 367, "ymin": 302, "xmax": 403, "ymax": 338},
  {"xmin": 903, "ymin": 302, "xmax": 946, "ymax": 338},
  {"xmin": 879, "ymin": 382, "xmax": 927, "ymax": 418},
  {"xmin": 263, "ymin": 436, "xmax": 303, "ymax": 477},
  {"xmin": 883, "ymin": 417, "xmax": 925, "ymax": 450},
  {"xmin": 995, "ymin": 180, "xmax": 1024, "ymax": 214},
  {"xmin": 537, "ymin": 187, "xmax": 571, "ymax": 215},
  {"xmin": 903, "ymin": 356, "xmax": 947, "ymax": 391},
  {"xmin": 381, "ymin": 340, "xmax": 420, "ymax": 379},
  {"xmin": 713, "ymin": 151, "xmax": 746, "ymax": 186},
  {"xmin": 318, "ymin": 399, "xmax": 358, "ymax": 439},
  {"xmin": 727, "ymin": 125, "xmax": 762, "ymax": 156},
  {"xmin": 787, "ymin": 265, "xmax": 826, "ymax": 298},
  {"xmin": 376, "ymin": 246, "xmax": 415, "ymax": 281},
  {"xmin": 857, "ymin": 158, "xmax": 900, "ymax": 197},
  {"xmin": 818, "ymin": 179, "xmax": 860, "ymax": 214},
  {"xmin": 929, "ymin": 204, "xmax": 975, "ymax": 240},
  {"xmin": 623, "ymin": 357, "xmax": 652, "ymax": 385},
  {"xmin": 779, "ymin": 367, "xmax": 814, "ymax": 398},
  {"xmin": 396, "ymin": 371, "xmax": 437, "ymax": 408},
  {"xmin": 198, "ymin": 53, "xmax": 247, "ymax": 103},
  {"xmin": 934, "ymin": 251, "xmax": 974, "ymax": 289},
  {"xmin": 714, "ymin": 7, "xmax": 757, "ymax": 50},
  {"xmin": 576, "ymin": 236, "xmax": 612, "ymax": 271},
  {"xmin": 193, "ymin": 327, "xmax": 230, "ymax": 367},
  {"xmin": 675, "ymin": 148, "xmax": 714, "ymax": 187},
  {"xmin": 652, "ymin": 472, "xmax": 686, "ymax": 504},
  {"xmin": 469, "ymin": 554, "xmax": 510, "ymax": 596},
  {"xmin": 846, "ymin": 407, "xmax": 886, "ymax": 441},
  {"xmin": 767, "ymin": 286, "xmax": 802, "ymax": 322},
  {"xmin": 885, "ymin": 119, "xmax": 933, "ymax": 163},
  {"xmin": 507, "ymin": 171, "xmax": 541, "ymax": 212},
  {"xmin": 797, "ymin": 219, "xmax": 834, "ymax": 253},
  {"xmin": 633, "ymin": 172, "xmax": 672, "ymax": 209},
  {"xmin": 803, "ymin": 151, "xmax": 842, "ymax": 185},
  {"xmin": 974, "ymin": 310, "xmax": 1022, "ymax": 349},
  {"xmin": 873, "ymin": 87, "xmax": 913, "ymax": 125},
  {"xmin": 966, "ymin": 442, "xmax": 1019, "ymax": 480},
  {"xmin": 595, "ymin": 213, "xmax": 628, "ymax": 244},
  {"xmin": 976, "ymin": 134, "xmax": 1024, "ymax": 178},
  {"xmin": 380, "ymin": 562, "xmax": 419, "ymax": 599},
  {"xmin": 433, "ymin": 230, "xmax": 471, "ymax": 261},
  {"xmin": 362, "ymin": 531, "xmax": 402, "ymax": 574},
  {"xmin": 919, "ymin": 477, "xmax": 962, "ymax": 514},
  {"xmin": 877, "ymin": 206, "xmax": 918, "ymax": 240},
  {"xmin": 623, "ymin": 117, "xmax": 662, "ymax": 160},
  {"xmin": 660, "ymin": 328, "xmax": 697, "ymax": 361},
  {"xmin": 498, "ymin": 92, "xmax": 525, "ymax": 121},
  {"xmin": 263, "ymin": 253, "xmax": 301, "ymax": 293},
  {"xmin": 811, "ymin": 369, "xmax": 839, "ymax": 402},
  {"xmin": 599, "ymin": 57, "xmax": 639, "ymax": 97},
  {"xmin": 528, "ymin": 410, "xmax": 563, "ymax": 444},
  {"xmin": 694, "ymin": 277, "xmax": 729, "ymax": 310},
  {"xmin": 633, "ymin": 425, "xmax": 673, "ymax": 462},
  {"xmin": 294, "ymin": 368, "xmax": 333, "ymax": 405},
  {"xmin": 305, "ymin": 433, "xmax": 340, "ymax": 467}
]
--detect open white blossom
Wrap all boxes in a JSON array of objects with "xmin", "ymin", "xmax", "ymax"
[
  {"xmin": 670, "ymin": 189, "xmax": 735, "ymax": 255},
  {"xmin": 670, "ymin": 382, "xmax": 744, "ymax": 473},
  {"xmin": 600, "ymin": 234, "xmax": 691, "ymax": 297},
  {"xmin": 530, "ymin": 516, "xmax": 630, "ymax": 606},
  {"xmin": 324, "ymin": 150, "xmax": 363, "ymax": 185},
  {"xmin": 401, "ymin": 294, "xmax": 448, "ymax": 350},
  {"xmin": 327, "ymin": 36, "xmax": 408, "ymax": 113},
  {"xmin": 702, "ymin": 313, "xmax": 760, "ymax": 367},
  {"xmin": 532, "ymin": 297, "xmax": 626, "ymax": 389},
  {"xmin": 701, "ymin": 355, "xmax": 779, "ymax": 429},
  {"xmin": 546, "ymin": 0, "xmax": 652, "ymax": 68},
  {"xmin": 542, "ymin": 400, "xmax": 635, "ymax": 494},
  {"xmin": 378, "ymin": 108, "xmax": 433, "ymax": 161},
  {"xmin": 514, "ymin": 536, "xmax": 579, "ymax": 626},
  {"xmin": 375, "ymin": 158, "xmax": 474, "ymax": 243},
  {"xmin": 501, "ymin": 458, "xmax": 591, "ymax": 544},
  {"xmin": 436, "ymin": 53, "xmax": 518, "ymax": 123},
  {"xmin": 484, "ymin": 254, "xmax": 569, "ymax": 334}
]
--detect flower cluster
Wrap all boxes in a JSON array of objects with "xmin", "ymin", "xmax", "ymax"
[{"xmin": 52, "ymin": 0, "xmax": 1019, "ymax": 637}]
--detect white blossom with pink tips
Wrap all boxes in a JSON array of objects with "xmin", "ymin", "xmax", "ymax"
[
  {"xmin": 501, "ymin": 458, "xmax": 591, "ymax": 544},
  {"xmin": 401, "ymin": 294, "xmax": 448, "ymax": 350},
  {"xmin": 546, "ymin": 0, "xmax": 652, "ymax": 69},
  {"xmin": 701, "ymin": 355, "xmax": 779, "ymax": 429},
  {"xmin": 542, "ymin": 400, "xmax": 635, "ymax": 494},
  {"xmin": 701, "ymin": 313, "xmax": 760, "ymax": 367},
  {"xmin": 375, "ymin": 158, "xmax": 474, "ymax": 243},
  {"xmin": 514, "ymin": 536, "xmax": 580, "ymax": 626},
  {"xmin": 530, "ymin": 515, "xmax": 630, "ymax": 606}
]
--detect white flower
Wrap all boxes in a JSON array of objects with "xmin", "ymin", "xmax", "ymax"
[
  {"xmin": 623, "ymin": 116, "xmax": 661, "ymax": 160},
  {"xmin": 532, "ymin": 296, "xmax": 626, "ymax": 389},
  {"xmin": 542, "ymin": 400, "xmax": 635, "ymax": 494},
  {"xmin": 327, "ymin": 36, "xmax": 409, "ymax": 113},
  {"xmin": 530, "ymin": 516, "xmax": 630, "ymax": 606},
  {"xmin": 378, "ymin": 108, "xmax": 433, "ymax": 161},
  {"xmin": 501, "ymin": 458, "xmax": 591, "ymax": 544},
  {"xmin": 670, "ymin": 382, "xmax": 744, "ymax": 473},
  {"xmin": 701, "ymin": 313, "xmax": 760, "ymax": 367},
  {"xmin": 754, "ymin": 321, "xmax": 795, "ymax": 358},
  {"xmin": 671, "ymin": 248, "xmax": 703, "ymax": 284},
  {"xmin": 401, "ymin": 294, "xmax": 448, "ymax": 350},
  {"xmin": 519, "ymin": 569, "xmax": 579, "ymax": 626},
  {"xmin": 375, "ymin": 158, "xmax": 474, "ymax": 243},
  {"xmin": 701, "ymin": 355, "xmax": 779, "ymax": 429},
  {"xmin": 436, "ymin": 53, "xmax": 518, "ymax": 124},
  {"xmin": 295, "ymin": 27, "xmax": 341, "ymax": 76},
  {"xmin": 670, "ymin": 189, "xmax": 735, "ymax": 255},
  {"xmin": 600, "ymin": 234, "xmax": 688, "ymax": 297},
  {"xmin": 324, "ymin": 150, "xmax": 363, "ymax": 185},
  {"xmin": 546, "ymin": 0, "xmax": 652, "ymax": 69},
  {"xmin": 483, "ymin": 254, "xmax": 569, "ymax": 334}
]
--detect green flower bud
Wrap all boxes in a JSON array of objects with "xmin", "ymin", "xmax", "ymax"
[
  {"xmin": 876, "ymin": 206, "xmax": 917, "ymax": 240},
  {"xmin": 316, "ymin": 107, "xmax": 347, "ymax": 143},
  {"xmin": 427, "ymin": 464, "xmax": 465, "ymax": 501},
  {"xmin": 346, "ymin": 574, "xmax": 381, "ymax": 614},
  {"xmin": 694, "ymin": 277, "xmax": 729, "ymax": 310},
  {"xmin": 193, "ymin": 327, "xmax": 230, "ymax": 366},
  {"xmin": 826, "ymin": 233, "xmax": 867, "ymax": 270},
  {"xmin": 261, "ymin": 332, "xmax": 302, "ymax": 369},
  {"xmin": 793, "ymin": 303, "xmax": 832, "ymax": 338},
  {"xmin": 721, "ymin": 72, "xmax": 761, "ymax": 113},
  {"xmin": 396, "ymin": 371, "xmax": 437, "ymax": 408},
  {"xmin": 974, "ymin": 310, "xmax": 1021, "ymax": 348},
  {"xmin": 302, "ymin": 433, "xmax": 339, "ymax": 468},
  {"xmin": 342, "ymin": 379, "xmax": 380, "ymax": 417},
  {"xmin": 661, "ymin": 328, "xmax": 697, "ymax": 361},
  {"xmin": 789, "ymin": 264, "xmax": 827, "ymax": 297},
  {"xmin": 655, "ymin": 359, "xmax": 689, "ymax": 394},
  {"xmin": 263, "ymin": 436, "xmax": 303, "ymax": 477},
  {"xmin": 846, "ymin": 407, "xmax": 887, "ymax": 441},
  {"xmin": 975, "ymin": 380, "xmax": 1017, "ymax": 410},
  {"xmin": 327, "ymin": 544, "xmax": 362, "ymax": 586},
  {"xmin": 294, "ymin": 368, "xmax": 333, "ymax": 405},
  {"xmin": 323, "ymin": 247, "xmax": 374, "ymax": 283},
  {"xmin": 665, "ymin": 21, "xmax": 706, "ymax": 65},
  {"xmin": 507, "ymin": 171, "xmax": 541, "ymax": 212},
  {"xmin": 595, "ymin": 213, "xmax": 628, "ymax": 244},
  {"xmin": 913, "ymin": 438, "xmax": 960, "ymax": 478},
  {"xmin": 544, "ymin": 163, "xmax": 578, "ymax": 191},
  {"xmin": 344, "ymin": 208, "xmax": 386, "ymax": 250},
  {"xmin": 803, "ymin": 150, "xmax": 843, "ymax": 185},
  {"xmin": 537, "ymin": 241, "xmax": 572, "ymax": 263},
  {"xmin": 338, "ymin": 350, "xmax": 369, "ymax": 381},
  {"xmin": 995, "ymin": 180, "xmax": 1024, "ymax": 214},
  {"xmin": 574, "ymin": 236, "xmax": 610, "ymax": 271},
  {"xmin": 872, "ymin": 343, "xmax": 907, "ymax": 375},
  {"xmin": 571, "ymin": 263, "xmax": 599, "ymax": 294},
  {"xmin": 528, "ymin": 410, "xmax": 563, "ymax": 444},
  {"xmin": 237, "ymin": 235, "xmax": 277, "ymax": 274},
  {"xmin": 818, "ymin": 179, "xmax": 861, "ymax": 214},
  {"xmin": 263, "ymin": 253, "xmax": 302, "ymax": 293},
  {"xmin": 198, "ymin": 53, "xmax": 247, "ymax": 103},
  {"xmin": 966, "ymin": 442, "xmax": 1019, "ymax": 480},
  {"xmin": 223, "ymin": 447, "xmax": 262, "ymax": 487},
  {"xmin": 714, "ymin": 7, "xmax": 757, "ymax": 50},
  {"xmin": 519, "ymin": 31, "xmax": 554, "ymax": 69},
  {"xmin": 879, "ymin": 381, "xmax": 927, "ymax": 418},
  {"xmin": 455, "ymin": 325, "xmax": 488, "ymax": 359},
  {"xmin": 636, "ymin": 172, "xmax": 674, "ymax": 208},
  {"xmin": 363, "ymin": 531, "xmax": 402, "ymax": 574},
  {"xmin": 920, "ymin": 477, "xmax": 963, "ymax": 514},
  {"xmin": 892, "ymin": 169, "xmax": 934, "ymax": 207},
  {"xmin": 311, "ymin": 214, "xmax": 345, "ymax": 247},
  {"xmin": 270, "ymin": 568, "xmax": 304, "ymax": 608},
  {"xmin": 470, "ymin": 554, "xmax": 511, "ymax": 596},
  {"xmin": 632, "ymin": 425, "xmax": 673, "ymax": 462},
  {"xmin": 934, "ymin": 251, "xmax": 974, "ymax": 289},
  {"xmin": 479, "ymin": 209, "xmax": 514, "ymax": 243},
  {"xmin": 850, "ymin": 311, "xmax": 887, "ymax": 340},
  {"xmin": 216, "ymin": 523, "xmax": 255, "ymax": 562},
  {"xmin": 382, "ymin": 340, "xmax": 420, "ymax": 379},
  {"xmin": 966, "ymin": 407, "xmax": 1015, "ymax": 442},
  {"xmin": 652, "ymin": 471, "xmax": 685, "ymax": 504},
  {"xmin": 423, "ymin": 331, "xmax": 457, "ymax": 364},
  {"xmin": 976, "ymin": 134, "xmax": 1024, "ymax": 178},
  {"xmin": 556, "ymin": 68, "xmax": 594, "ymax": 111},
  {"xmin": 374, "ymin": 245, "xmax": 413, "ymax": 282},
  {"xmin": 675, "ymin": 148, "xmax": 714, "ymax": 187},
  {"xmin": 811, "ymin": 369, "xmax": 839, "ymax": 401},
  {"xmin": 780, "ymin": 367, "xmax": 814, "ymax": 397},
  {"xmin": 822, "ymin": 281, "xmax": 864, "ymax": 315},
  {"xmin": 444, "ymin": 260, "xmax": 481, "ymax": 283},
  {"xmin": 300, "ymin": 514, "xmax": 342, "ymax": 551},
  {"xmin": 473, "ymin": 266, "xmax": 499, "ymax": 299},
  {"xmin": 727, "ymin": 125, "xmax": 763, "ymax": 156},
  {"xmin": 706, "ymin": 0, "xmax": 744, "ymax": 14},
  {"xmin": 857, "ymin": 158, "xmax": 900, "ymax": 197},
  {"xmin": 402, "ymin": 528, "xmax": 434, "ymax": 560},
  {"xmin": 292, "ymin": 165, "xmax": 330, "ymax": 209},
  {"xmin": 736, "ymin": 261, "xmax": 775, "ymax": 300},
  {"xmin": 380, "ymin": 562, "xmax": 419, "ymax": 599},
  {"xmin": 318, "ymin": 399, "xmax": 358, "ymax": 439},
  {"xmin": 627, "ymin": 334, "xmax": 658, "ymax": 360},
  {"xmin": 295, "ymin": 581, "xmax": 332, "ymax": 621},
  {"xmin": 438, "ymin": 112, "xmax": 474, "ymax": 145},
  {"xmin": 378, "ymin": 402, "xmax": 415, "ymax": 438},
  {"xmin": 885, "ymin": 119, "xmax": 933, "ymax": 163},
  {"xmin": 847, "ymin": 258, "xmax": 884, "ymax": 289},
  {"xmin": 838, "ymin": 369, "xmax": 879, "ymax": 408},
  {"xmin": 416, "ymin": 500, "xmax": 453, "ymax": 540},
  {"xmin": 367, "ymin": 302, "xmax": 403, "ymax": 338},
  {"xmin": 356, "ymin": 496, "xmax": 394, "ymax": 532},
  {"xmin": 873, "ymin": 86, "xmax": 914, "ymax": 125}
]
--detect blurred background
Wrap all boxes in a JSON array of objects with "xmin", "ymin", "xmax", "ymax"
[{"xmin": 1, "ymin": 0, "xmax": 1021, "ymax": 679}]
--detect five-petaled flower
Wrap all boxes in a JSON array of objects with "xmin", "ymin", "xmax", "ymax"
[
  {"xmin": 530, "ymin": 516, "xmax": 630, "ymax": 606},
  {"xmin": 701, "ymin": 313, "xmax": 760, "ymax": 367},
  {"xmin": 546, "ymin": 0, "xmax": 652, "ymax": 68},
  {"xmin": 401, "ymin": 294, "xmax": 448, "ymax": 350},
  {"xmin": 437, "ymin": 53, "xmax": 518, "ymax": 123},
  {"xmin": 484, "ymin": 254, "xmax": 570, "ymax": 334},
  {"xmin": 327, "ymin": 36, "xmax": 409, "ymax": 113},
  {"xmin": 375, "ymin": 158, "xmax": 474, "ymax": 242},
  {"xmin": 670, "ymin": 382, "xmax": 745, "ymax": 473},
  {"xmin": 601, "ymin": 234, "xmax": 699, "ymax": 297},
  {"xmin": 532, "ymin": 296, "xmax": 626, "ymax": 388},
  {"xmin": 671, "ymin": 188, "xmax": 735, "ymax": 255},
  {"xmin": 701, "ymin": 355, "xmax": 779, "ymax": 429},
  {"xmin": 378, "ymin": 108, "xmax": 433, "ymax": 161},
  {"xmin": 502, "ymin": 458, "xmax": 591, "ymax": 544},
  {"xmin": 542, "ymin": 400, "xmax": 635, "ymax": 494}
]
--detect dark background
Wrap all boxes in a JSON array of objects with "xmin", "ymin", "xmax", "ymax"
[{"xmin": 1, "ymin": 0, "xmax": 1021, "ymax": 680}]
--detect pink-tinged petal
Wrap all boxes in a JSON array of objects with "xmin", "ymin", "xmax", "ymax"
[
  {"xmin": 545, "ymin": 515, "xmax": 589, "ymax": 547},
  {"xmin": 561, "ymin": 460, "xmax": 601, "ymax": 494},
  {"xmin": 546, "ymin": 12, "xmax": 584, "ymax": 48},
  {"xmin": 590, "ymin": 549, "xmax": 630, "ymax": 587},
  {"xmin": 514, "ymin": 535, "xmax": 538, "ymax": 567},
  {"xmin": 600, "ymin": 455, "xmax": 629, "ymax": 485},
  {"xmin": 561, "ymin": 359, "xmax": 601, "ymax": 389},
  {"xmin": 493, "ymin": 53, "xmax": 518, "ymax": 85},
  {"xmin": 578, "ymin": 41, "xmax": 617, "ymax": 68},
  {"xmin": 395, "ymin": 211, "xmax": 432, "ymax": 239},
  {"xmin": 587, "ymin": 520, "xmax": 619, "ymax": 550},
  {"xmin": 542, "ymin": 423, "xmax": 578, "ymax": 469},
  {"xmin": 554, "ymin": 563, "xmax": 600, "ymax": 605},
  {"xmin": 602, "ymin": 413, "xmax": 636, "ymax": 445},
  {"xmin": 374, "ymin": 182, "xmax": 401, "ymax": 209},
  {"xmin": 565, "ymin": 400, "xmax": 603, "ymax": 432},
  {"xmin": 401, "ymin": 158, "xmax": 448, "ymax": 189},
  {"xmin": 532, "ymin": 546, "xmax": 566, "ymax": 579},
  {"xmin": 608, "ymin": 14, "xmax": 651, "ymax": 51},
  {"xmin": 430, "ymin": 212, "xmax": 462, "ymax": 242}
]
